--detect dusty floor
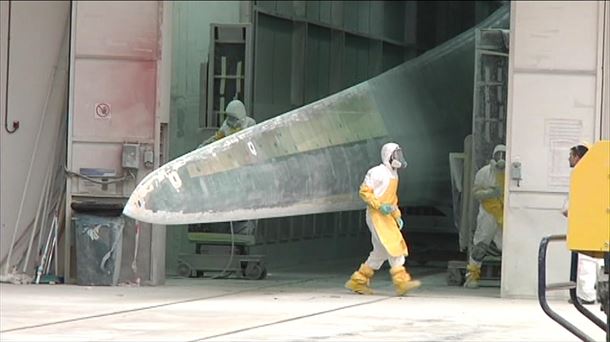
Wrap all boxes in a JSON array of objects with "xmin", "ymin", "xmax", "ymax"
[{"xmin": 0, "ymin": 259, "xmax": 606, "ymax": 341}]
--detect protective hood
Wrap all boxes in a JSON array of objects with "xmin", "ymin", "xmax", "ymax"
[
  {"xmin": 225, "ymin": 100, "xmax": 247, "ymax": 120},
  {"xmin": 381, "ymin": 142, "xmax": 401, "ymax": 169},
  {"xmin": 490, "ymin": 144, "xmax": 507, "ymax": 169},
  {"xmin": 492, "ymin": 144, "xmax": 506, "ymax": 158}
]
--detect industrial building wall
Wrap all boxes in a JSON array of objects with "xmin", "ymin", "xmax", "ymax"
[
  {"xmin": 0, "ymin": 1, "xmax": 70, "ymax": 274},
  {"xmin": 503, "ymin": 1, "xmax": 608, "ymax": 298}
]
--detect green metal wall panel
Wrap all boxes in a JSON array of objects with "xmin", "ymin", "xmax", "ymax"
[
  {"xmin": 305, "ymin": 25, "xmax": 331, "ymax": 103},
  {"xmin": 319, "ymin": 1, "xmax": 332, "ymax": 24},
  {"xmin": 306, "ymin": 0, "xmax": 320, "ymax": 22},
  {"xmin": 343, "ymin": 1, "xmax": 359, "ymax": 33},
  {"xmin": 384, "ymin": 1, "xmax": 405, "ymax": 43},
  {"xmin": 253, "ymin": 13, "xmax": 294, "ymax": 121},
  {"xmin": 357, "ymin": 1, "xmax": 371, "ymax": 35}
]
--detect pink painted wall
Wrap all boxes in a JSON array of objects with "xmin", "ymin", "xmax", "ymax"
[{"xmin": 69, "ymin": 1, "xmax": 160, "ymax": 198}]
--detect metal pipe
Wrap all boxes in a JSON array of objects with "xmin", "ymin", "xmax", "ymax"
[
  {"xmin": 537, "ymin": 234, "xmax": 595, "ymax": 342},
  {"xmin": 53, "ymin": 200, "xmax": 61, "ymax": 276},
  {"xmin": 44, "ymin": 212, "xmax": 58, "ymax": 275},
  {"xmin": 35, "ymin": 215, "xmax": 56, "ymax": 284},
  {"xmin": 21, "ymin": 168, "xmax": 51, "ymax": 273},
  {"xmin": 51, "ymin": 100, "xmax": 68, "ymax": 277},
  {"xmin": 569, "ymin": 252, "xmax": 608, "ymax": 333},
  {"xmin": 39, "ymin": 97, "xmax": 66, "ymax": 245},
  {"xmin": 37, "ymin": 145, "xmax": 59, "ymax": 262},
  {"xmin": 63, "ymin": 0, "xmax": 75, "ymax": 284},
  {"xmin": 3, "ymin": 1, "xmax": 19, "ymax": 134}
]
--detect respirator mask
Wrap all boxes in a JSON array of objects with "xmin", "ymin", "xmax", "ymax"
[{"xmin": 390, "ymin": 148, "xmax": 407, "ymax": 169}]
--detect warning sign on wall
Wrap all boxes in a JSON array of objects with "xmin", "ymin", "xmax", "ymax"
[{"xmin": 95, "ymin": 103, "xmax": 111, "ymax": 120}]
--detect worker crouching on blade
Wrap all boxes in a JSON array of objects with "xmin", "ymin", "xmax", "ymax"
[
  {"xmin": 345, "ymin": 142, "xmax": 421, "ymax": 296},
  {"xmin": 199, "ymin": 99, "xmax": 256, "ymax": 147}
]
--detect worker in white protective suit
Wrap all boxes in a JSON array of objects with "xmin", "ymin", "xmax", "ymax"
[
  {"xmin": 562, "ymin": 144, "xmax": 602, "ymax": 305},
  {"xmin": 196, "ymin": 99, "xmax": 257, "ymax": 235},
  {"xmin": 464, "ymin": 144, "xmax": 506, "ymax": 289},
  {"xmin": 345, "ymin": 143, "xmax": 421, "ymax": 296},
  {"xmin": 199, "ymin": 99, "xmax": 256, "ymax": 147}
]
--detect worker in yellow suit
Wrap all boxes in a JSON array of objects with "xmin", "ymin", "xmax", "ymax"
[
  {"xmin": 345, "ymin": 142, "xmax": 421, "ymax": 296},
  {"xmin": 464, "ymin": 144, "xmax": 506, "ymax": 289}
]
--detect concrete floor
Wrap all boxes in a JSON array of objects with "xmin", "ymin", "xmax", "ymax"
[{"xmin": 0, "ymin": 259, "xmax": 606, "ymax": 341}]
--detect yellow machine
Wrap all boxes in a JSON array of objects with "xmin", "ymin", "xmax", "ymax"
[
  {"xmin": 538, "ymin": 140, "xmax": 609, "ymax": 342},
  {"xmin": 567, "ymin": 140, "xmax": 610, "ymax": 259}
]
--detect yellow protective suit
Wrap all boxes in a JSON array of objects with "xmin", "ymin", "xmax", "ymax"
[
  {"xmin": 480, "ymin": 172, "xmax": 505, "ymax": 226},
  {"xmin": 359, "ymin": 179, "xmax": 408, "ymax": 257}
]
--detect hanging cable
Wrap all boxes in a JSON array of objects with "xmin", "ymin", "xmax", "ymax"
[{"xmin": 211, "ymin": 221, "xmax": 236, "ymax": 279}]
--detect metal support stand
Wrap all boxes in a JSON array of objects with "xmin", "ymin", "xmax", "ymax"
[{"xmin": 538, "ymin": 234, "xmax": 609, "ymax": 342}]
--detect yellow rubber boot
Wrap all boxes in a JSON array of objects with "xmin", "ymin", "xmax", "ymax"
[
  {"xmin": 390, "ymin": 266, "xmax": 421, "ymax": 296},
  {"xmin": 345, "ymin": 264, "xmax": 375, "ymax": 295},
  {"xmin": 463, "ymin": 264, "xmax": 481, "ymax": 289}
]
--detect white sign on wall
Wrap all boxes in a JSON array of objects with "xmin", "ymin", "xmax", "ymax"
[{"xmin": 545, "ymin": 118, "xmax": 583, "ymax": 188}]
